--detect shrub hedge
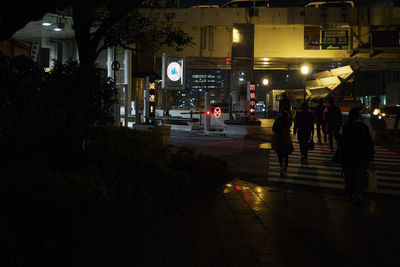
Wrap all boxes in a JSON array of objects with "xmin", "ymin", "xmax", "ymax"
[{"xmin": 1, "ymin": 126, "xmax": 227, "ymax": 266}]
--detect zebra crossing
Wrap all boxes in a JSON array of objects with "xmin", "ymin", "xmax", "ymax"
[{"xmin": 268, "ymin": 142, "xmax": 400, "ymax": 196}]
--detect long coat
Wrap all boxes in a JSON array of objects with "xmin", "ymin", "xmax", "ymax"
[{"xmin": 294, "ymin": 110, "xmax": 314, "ymax": 142}]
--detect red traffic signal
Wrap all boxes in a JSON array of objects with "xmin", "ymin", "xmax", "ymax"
[{"xmin": 206, "ymin": 110, "xmax": 211, "ymax": 116}]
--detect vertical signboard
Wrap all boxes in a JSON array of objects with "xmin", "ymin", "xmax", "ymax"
[
  {"xmin": 249, "ymin": 82, "xmax": 256, "ymax": 116},
  {"xmin": 162, "ymin": 53, "xmax": 184, "ymax": 90},
  {"xmin": 149, "ymin": 82, "xmax": 156, "ymax": 119}
]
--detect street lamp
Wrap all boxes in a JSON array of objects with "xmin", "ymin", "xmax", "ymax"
[
  {"xmin": 301, "ymin": 65, "xmax": 309, "ymax": 101},
  {"xmin": 262, "ymin": 78, "xmax": 269, "ymax": 118}
]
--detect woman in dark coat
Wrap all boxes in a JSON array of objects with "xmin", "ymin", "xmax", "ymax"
[
  {"xmin": 341, "ymin": 108, "xmax": 374, "ymax": 204},
  {"xmin": 272, "ymin": 110, "xmax": 293, "ymax": 176},
  {"xmin": 294, "ymin": 102, "xmax": 314, "ymax": 162}
]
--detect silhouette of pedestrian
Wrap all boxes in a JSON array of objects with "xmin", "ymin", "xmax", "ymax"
[
  {"xmin": 294, "ymin": 102, "xmax": 314, "ymax": 162},
  {"xmin": 272, "ymin": 110, "xmax": 294, "ymax": 176},
  {"xmin": 394, "ymin": 109, "xmax": 400, "ymax": 130},
  {"xmin": 314, "ymin": 98, "xmax": 327, "ymax": 144},
  {"xmin": 323, "ymin": 97, "xmax": 342, "ymax": 151},
  {"xmin": 341, "ymin": 108, "xmax": 374, "ymax": 204},
  {"xmin": 279, "ymin": 92, "xmax": 291, "ymax": 114}
]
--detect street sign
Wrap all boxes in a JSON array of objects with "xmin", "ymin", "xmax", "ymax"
[
  {"xmin": 148, "ymin": 82, "xmax": 156, "ymax": 119},
  {"xmin": 111, "ymin": 60, "xmax": 120, "ymax": 71},
  {"xmin": 321, "ymin": 29, "xmax": 348, "ymax": 50},
  {"xmin": 214, "ymin": 107, "xmax": 222, "ymax": 118},
  {"xmin": 162, "ymin": 53, "xmax": 184, "ymax": 90},
  {"xmin": 249, "ymin": 83, "xmax": 256, "ymax": 116}
]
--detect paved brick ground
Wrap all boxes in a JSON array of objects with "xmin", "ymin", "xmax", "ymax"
[
  {"xmin": 92, "ymin": 125, "xmax": 400, "ymax": 267},
  {"xmin": 121, "ymin": 179, "xmax": 400, "ymax": 267}
]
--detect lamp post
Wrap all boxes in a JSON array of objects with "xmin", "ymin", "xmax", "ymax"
[
  {"xmin": 262, "ymin": 78, "xmax": 269, "ymax": 118},
  {"xmin": 301, "ymin": 65, "xmax": 309, "ymax": 101}
]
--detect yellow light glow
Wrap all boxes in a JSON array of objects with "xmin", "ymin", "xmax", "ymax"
[
  {"xmin": 263, "ymin": 79, "xmax": 269, "ymax": 86},
  {"xmin": 301, "ymin": 65, "xmax": 309, "ymax": 75},
  {"xmin": 233, "ymin": 28, "xmax": 240, "ymax": 43},
  {"xmin": 373, "ymin": 109, "xmax": 380, "ymax": 116},
  {"xmin": 381, "ymin": 113, "xmax": 386, "ymax": 117},
  {"xmin": 263, "ymin": 57, "xmax": 269, "ymax": 61}
]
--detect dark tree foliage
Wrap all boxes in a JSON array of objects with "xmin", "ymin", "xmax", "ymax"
[
  {"xmin": 1, "ymin": 0, "xmax": 193, "ymax": 157},
  {"xmin": 0, "ymin": 54, "xmax": 117, "ymax": 168}
]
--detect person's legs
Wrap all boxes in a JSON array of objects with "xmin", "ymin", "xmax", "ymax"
[
  {"xmin": 353, "ymin": 161, "xmax": 368, "ymax": 203},
  {"xmin": 327, "ymin": 128, "xmax": 334, "ymax": 151},
  {"xmin": 284, "ymin": 154, "xmax": 289, "ymax": 172},
  {"xmin": 277, "ymin": 152, "xmax": 283, "ymax": 167},
  {"xmin": 277, "ymin": 152, "xmax": 284, "ymax": 176},
  {"xmin": 344, "ymin": 165, "xmax": 354, "ymax": 198},
  {"xmin": 316, "ymin": 122, "xmax": 322, "ymax": 143},
  {"xmin": 299, "ymin": 140, "xmax": 308, "ymax": 160},
  {"xmin": 333, "ymin": 127, "xmax": 340, "ymax": 143}
]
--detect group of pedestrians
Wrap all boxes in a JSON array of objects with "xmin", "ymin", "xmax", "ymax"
[{"xmin": 272, "ymin": 96, "xmax": 375, "ymax": 204}]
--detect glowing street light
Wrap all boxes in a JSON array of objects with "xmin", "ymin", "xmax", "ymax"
[
  {"xmin": 301, "ymin": 65, "xmax": 309, "ymax": 75},
  {"xmin": 301, "ymin": 64, "xmax": 310, "ymax": 101},
  {"xmin": 233, "ymin": 28, "xmax": 240, "ymax": 43},
  {"xmin": 262, "ymin": 78, "xmax": 269, "ymax": 86}
]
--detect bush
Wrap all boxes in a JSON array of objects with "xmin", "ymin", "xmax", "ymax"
[
  {"xmin": 1, "ymin": 126, "xmax": 228, "ymax": 266},
  {"xmin": 0, "ymin": 54, "xmax": 117, "ymax": 169}
]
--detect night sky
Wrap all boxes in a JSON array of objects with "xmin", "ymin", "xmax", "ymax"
[
  {"xmin": 179, "ymin": 1, "xmax": 311, "ymax": 8},
  {"xmin": 179, "ymin": 0, "xmax": 230, "ymax": 8}
]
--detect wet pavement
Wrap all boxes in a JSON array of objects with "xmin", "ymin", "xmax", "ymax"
[
  {"xmin": 127, "ymin": 179, "xmax": 400, "ymax": 267},
  {"xmin": 111, "ymin": 122, "xmax": 400, "ymax": 266}
]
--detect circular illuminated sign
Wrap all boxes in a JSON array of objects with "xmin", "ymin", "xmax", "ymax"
[
  {"xmin": 214, "ymin": 107, "xmax": 222, "ymax": 118},
  {"xmin": 167, "ymin": 62, "xmax": 182, "ymax": 82}
]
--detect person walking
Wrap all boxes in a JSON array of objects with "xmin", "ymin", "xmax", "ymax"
[
  {"xmin": 314, "ymin": 98, "xmax": 327, "ymax": 144},
  {"xmin": 323, "ymin": 97, "xmax": 342, "ymax": 151},
  {"xmin": 279, "ymin": 92, "xmax": 291, "ymax": 113},
  {"xmin": 272, "ymin": 110, "xmax": 293, "ymax": 176},
  {"xmin": 294, "ymin": 102, "xmax": 314, "ymax": 162},
  {"xmin": 341, "ymin": 108, "xmax": 374, "ymax": 204}
]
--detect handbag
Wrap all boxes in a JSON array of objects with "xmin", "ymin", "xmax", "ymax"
[{"xmin": 308, "ymin": 138, "xmax": 315, "ymax": 150}]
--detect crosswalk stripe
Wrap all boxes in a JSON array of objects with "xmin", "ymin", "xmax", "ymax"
[
  {"xmin": 268, "ymin": 143, "xmax": 400, "ymax": 196},
  {"xmin": 269, "ymin": 171, "xmax": 344, "ymax": 183},
  {"xmin": 270, "ymin": 161, "xmax": 341, "ymax": 171}
]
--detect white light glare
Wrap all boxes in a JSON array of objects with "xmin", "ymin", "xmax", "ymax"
[
  {"xmin": 42, "ymin": 22, "xmax": 52, "ymax": 26},
  {"xmin": 53, "ymin": 27, "xmax": 62, "ymax": 32},
  {"xmin": 301, "ymin": 65, "xmax": 309, "ymax": 75}
]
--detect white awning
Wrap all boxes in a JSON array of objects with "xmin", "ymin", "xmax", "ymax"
[{"xmin": 306, "ymin": 65, "xmax": 353, "ymax": 99}]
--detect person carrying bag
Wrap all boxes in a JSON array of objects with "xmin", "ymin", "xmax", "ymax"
[{"xmin": 272, "ymin": 110, "xmax": 293, "ymax": 176}]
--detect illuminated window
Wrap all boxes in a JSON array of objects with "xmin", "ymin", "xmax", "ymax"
[{"xmin": 233, "ymin": 28, "xmax": 240, "ymax": 43}]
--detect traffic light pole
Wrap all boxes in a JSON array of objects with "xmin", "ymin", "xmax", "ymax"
[{"xmin": 204, "ymin": 90, "xmax": 210, "ymax": 132}]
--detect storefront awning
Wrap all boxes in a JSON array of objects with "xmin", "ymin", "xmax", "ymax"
[{"xmin": 305, "ymin": 65, "xmax": 353, "ymax": 99}]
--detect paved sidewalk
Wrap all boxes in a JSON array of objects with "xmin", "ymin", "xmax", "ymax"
[
  {"xmin": 108, "ymin": 126, "xmax": 400, "ymax": 267},
  {"xmin": 108, "ymin": 178, "xmax": 400, "ymax": 267}
]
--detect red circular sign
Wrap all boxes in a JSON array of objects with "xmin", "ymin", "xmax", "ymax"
[{"xmin": 214, "ymin": 107, "xmax": 222, "ymax": 118}]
